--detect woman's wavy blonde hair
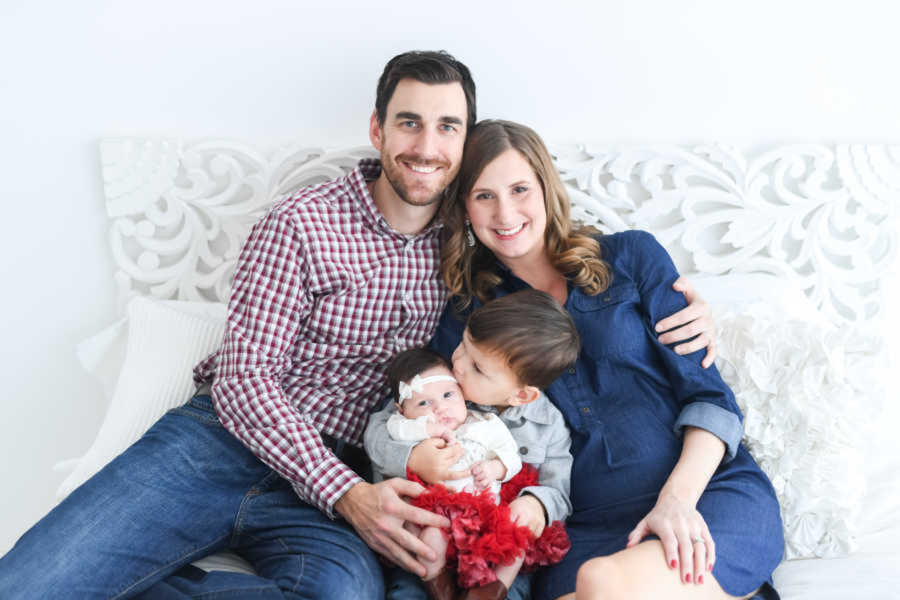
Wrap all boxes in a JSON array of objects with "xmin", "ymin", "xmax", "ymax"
[{"xmin": 441, "ymin": 119, "xmax": 611, "ymax": 308}]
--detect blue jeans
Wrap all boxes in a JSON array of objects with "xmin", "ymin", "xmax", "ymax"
[
  {"xmin": 385, "ymin": 566, "xmax": 532, "ymax": 600},
  {"xmin": 0, "ymin": 395, "xmax": 383, "ymax": 599}
]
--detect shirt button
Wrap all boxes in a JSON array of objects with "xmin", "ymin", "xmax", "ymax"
[
  {"xmin": 581, "ymin": 406, "xmax": 591, "ymax": 414},
  {"xmin": 568, "ymin": 367, "xmax": 576, "ymax": 375},
  {"xmin": 603, "ymin": 296, "xmax": 611, "ymax": 302},
  {"xmin": 519, "ymin": 446, "xmax": 528, "ymax": 455}
]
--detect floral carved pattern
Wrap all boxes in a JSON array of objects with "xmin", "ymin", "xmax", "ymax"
[
  {"xmin": 100, "ymin": 140, "xmax": 899, "ymax": 322},
  {"xmin": 101, "ymin": 139, "xmax": 377, "ymax": 306},
  {"xmin": 554, "ymin": 143, "xmax": 900, "ymax": 323}
]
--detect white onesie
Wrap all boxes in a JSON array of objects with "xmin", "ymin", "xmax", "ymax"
[{"xmin": 386, "ymin": 410, "xmax": 522, "ymax": 497}]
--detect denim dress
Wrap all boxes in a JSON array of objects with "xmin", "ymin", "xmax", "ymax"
[{"xmin": 431, "ymin": 230, "xmax": 784, "ymax": 600}]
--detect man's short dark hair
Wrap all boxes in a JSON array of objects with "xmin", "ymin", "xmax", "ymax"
[
  {"xmin": 375, "ymin": 50, "xmax": 476, "ymax": 129},
  {"xmin": 466, "ymin": 290, "xmax": 581, "ymax": 389},
  {"xmin": 387, "ymin": 347, "xmax": 452, "ymax": 404}
]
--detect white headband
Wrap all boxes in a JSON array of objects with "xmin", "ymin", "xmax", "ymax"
[{"xmin": 397, "ymin": 374, "xmax": 458, "ymax": 406}]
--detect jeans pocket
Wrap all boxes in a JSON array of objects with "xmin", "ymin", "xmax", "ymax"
[{"xmin": 172, "ymin": 394, "xmax": 222, "ymax": 426}]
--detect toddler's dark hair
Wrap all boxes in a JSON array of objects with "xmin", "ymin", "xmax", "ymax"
[{"xmin": 467, "ymin": 289, "xmax": 580, "ymax": 389}]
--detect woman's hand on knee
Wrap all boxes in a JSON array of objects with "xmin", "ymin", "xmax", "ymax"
[{"xmin": 625, "ymin": 493, "xmax": 716, "ymax": 586}]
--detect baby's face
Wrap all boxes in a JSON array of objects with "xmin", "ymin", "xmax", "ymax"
[{"xmin": 399, "ymin": 365, "xmax": 468, "ymax": 429}]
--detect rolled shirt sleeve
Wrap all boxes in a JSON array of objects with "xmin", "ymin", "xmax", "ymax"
[
  {"xmin": 626, "ymin": 230, "xmax": 744, "ymax": 463},
  {"xmin": 674, "ymin": 402, "xmax": 743, "ymax": 461},
  {"xmin": 194, "ymin": 161, "xmax": 447, "ymax": 518},
  {"xmin": 212, "ymin": 208, "xmax": 361, "ymax": 517}
]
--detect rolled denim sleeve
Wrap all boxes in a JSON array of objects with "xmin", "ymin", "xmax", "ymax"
[
  {"xmin": 626, "ymin": 230, "xmax": 744, "ymax": 464},
  {"xmin": 674, "ymin": 402, "xmax": 743, "ymax": 461}
]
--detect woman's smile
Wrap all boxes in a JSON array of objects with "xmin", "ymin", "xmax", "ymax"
[{"xmin": 466, "ymin": 148, "xmax": 547, "ymax": 266}]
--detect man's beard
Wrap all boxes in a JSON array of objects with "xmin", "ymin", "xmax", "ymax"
[{"xmin": 382, "ymin": 153, "xmax": 452, "ymax": 207}]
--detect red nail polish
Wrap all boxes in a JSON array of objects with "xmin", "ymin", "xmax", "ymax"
[
  {"xmin": 698, "ymin": 575, "xmax": 704, "ymax": 584},
  {"xmin": 670, "ymin": 559, "xmax": 677, "ymax": 569},
  {"xmin": 685, "ymin": 573, "xmax": 691, "ymax": 583},
  {"xmin": 708, "ymin": 563, "xmax": 713, "ymax": 572}
]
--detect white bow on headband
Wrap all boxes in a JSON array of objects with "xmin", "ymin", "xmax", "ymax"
[{"xmin": 397, "ymin": 374, "xmax": 458, "ymax": 405}]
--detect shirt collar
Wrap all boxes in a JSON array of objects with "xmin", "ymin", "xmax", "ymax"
[
  {"xmin": 492, "ymin": 260, "xmax": 532, "ymax": 293},
  {"xmin": 353, "ymin": 158, "xmax": 444, "ymax": 238},
  {"xmin": 467, "ymin": 394, "xmax": 556, "ymax": 425}
]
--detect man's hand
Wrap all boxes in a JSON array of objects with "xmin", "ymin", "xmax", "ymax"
[
  {"xmin": 509, "ymin": 494, "xmax": 546, "ymax": 537},
  {"xmin": 471, "ymin": 459, "xmax": 506, "ymax": 489},
  {"xmin": 654, "ymin": 275, "xmax": 718, "ymax": 368},
  {"xmin": 334, "ymin": 479, "xmax": 450, "ymax": 578},
  {"xmin": 408, "ymin": 437, "xmax": 469, "ymax": 484}
]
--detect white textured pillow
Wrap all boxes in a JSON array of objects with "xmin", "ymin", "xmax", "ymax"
[
  {"xmin": 56, "ymin": 296, "xmax": 226, "ymax": 500},
  {"xmin": 691, "ymin": 272, "xmax": 824, "ymax": 322},
  {"xmin": 714, "ymin": 300, "xmax": 886, "ymax": 559}
]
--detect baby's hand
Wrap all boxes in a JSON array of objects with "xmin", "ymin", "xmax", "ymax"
[
  {"xmin": 425, "ymin": 422, "xmax": 457, "ymax": 445},
  {"xmin": 425, "ymin": 421, "xmax": 449, "ymax": 439},
  {"xmin": 471, "ymin": 459, "xmax": 506, "ymax": 489}
]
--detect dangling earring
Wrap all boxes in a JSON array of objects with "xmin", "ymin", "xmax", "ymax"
[{"xmin": 464, "ymin": 217, "xmax": 476, "ymax": 247}]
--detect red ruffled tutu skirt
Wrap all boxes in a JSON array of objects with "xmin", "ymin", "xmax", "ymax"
[{"xmin": 407, "ymin": 464, "xmax": 570, "ymax": 588}]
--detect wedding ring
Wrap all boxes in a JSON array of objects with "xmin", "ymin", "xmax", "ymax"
[{"xmin": 691, "ymin": 537, "xmax": 704, "ymax": 544}]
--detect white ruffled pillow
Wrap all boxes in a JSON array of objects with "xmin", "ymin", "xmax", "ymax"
[
  {"xmin": 56, "ymin": 296, "xmax": 226, "ymax": 500},
  {"xmin": 709, "ymin": 293, "xmax": 886, "ymax": 559},
  {"xmin": 59, "ymin": 276, "xmax": 886, "ymax": 563}
]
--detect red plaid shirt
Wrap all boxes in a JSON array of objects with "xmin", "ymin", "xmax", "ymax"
[{"xmin": 193, "ymin": 159, "xmax": 447, "ymax": 516}]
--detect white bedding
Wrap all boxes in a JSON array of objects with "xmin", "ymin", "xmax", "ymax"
[
  {"xmin": 45, "ymin": 139, "xmax": 900, "ymax": 598},
  {"xmin": 773, "ymin": 412, "xmax": 900, "ymax": 599},
  {"xmin": 65, "ymin": 293, "xmax": 900, "ymax": 598}
]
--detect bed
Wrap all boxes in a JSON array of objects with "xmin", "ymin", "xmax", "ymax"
[{"xmin": 55, "ymin": 139, "xmax": 900, "ymax": 598}]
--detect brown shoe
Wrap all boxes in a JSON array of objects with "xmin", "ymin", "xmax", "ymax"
[
  {"xmin": 422, "ymin": 568, "xmax": 458, "ymax": 600},
  {"xmin": 460, "ymin": 579, "xmax": 508, "ymax": 600}
]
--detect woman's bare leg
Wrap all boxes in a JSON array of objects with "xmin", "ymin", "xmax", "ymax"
[{"xmin": 573, "ymin": 540, "xmax": 755, "ymax": 600}]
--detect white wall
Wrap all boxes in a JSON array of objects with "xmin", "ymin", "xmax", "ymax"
[{"xmin": 2, "ymin": 0, "xmax": 899, "ymax": 552}]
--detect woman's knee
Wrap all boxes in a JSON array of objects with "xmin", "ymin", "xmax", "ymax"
[{"xmin": 575, "ymin": 556, "xmax": 623, "ymax": 600}]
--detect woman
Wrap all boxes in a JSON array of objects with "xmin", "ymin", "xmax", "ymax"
[{"xmin": 429, "ymin": 120, "xmax": 784, "ymax": 600}]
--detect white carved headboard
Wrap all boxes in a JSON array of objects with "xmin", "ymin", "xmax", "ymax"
[{"xmin": 100, "ymin": 140, "xmax": 900, "ymax": 324}]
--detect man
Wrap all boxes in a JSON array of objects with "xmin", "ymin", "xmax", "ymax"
[{"xmin": 0, "ymin": 51, "xmax": 713, "ymax": 599}]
